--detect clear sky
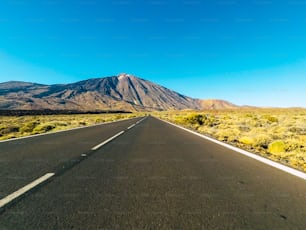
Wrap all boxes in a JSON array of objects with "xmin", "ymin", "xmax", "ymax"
[{"xmin": 1, "ymin": 0, "xmax": 306, "ymax": 107}]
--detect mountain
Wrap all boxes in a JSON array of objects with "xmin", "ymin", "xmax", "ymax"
[
  {"xmin": 0, "ymin": 74, "xmax": 238, "ymax": 111},
  {"xmin": 196, "ymin": 99, "xmax": 237, "ymax": 110}
]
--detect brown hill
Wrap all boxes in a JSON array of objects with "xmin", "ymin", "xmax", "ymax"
[
  {"xmin": 196, "ymin": 99, "xmax": 237, "ymax": 110},
  {"xmin": 0, "ymin": 74, "xmax": 237, "ymax": 111}
]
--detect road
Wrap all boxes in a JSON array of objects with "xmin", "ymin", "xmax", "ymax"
[
  {"xmin": 1, "ymin": 116, "xmax": 306, "ymax": 229},
  {"xmin": 0, "ymin": 117, "xmax": 142, "ymax": 199}
]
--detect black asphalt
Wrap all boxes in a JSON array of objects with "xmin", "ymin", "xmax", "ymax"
[
  {"xmin": 1, "ymin": 116, "xmax": 306, "ymax": 229},
  {"xmin": 0, "ymin": 117, "xmax": 142, "ymax": 199}
]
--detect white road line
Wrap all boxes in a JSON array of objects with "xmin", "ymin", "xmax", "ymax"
[
  {"xmin": 0, "ymin": 117, "xmax": 139, "ymax": 143},
  {"xmin": 159, "ymin": 118, "xmax": 306, "ymax": 180},
  {"xmin": 91, "ymin": 117, "xmax": 147, "ymax": 150},
  {"xmin": 136, "ymin": 117, "xmax": 147, "ymax": 124},
  {"xmin": 91, "ymin": 131, "xmax": 125, "ymax": 151},
  {"xmin": 0, "ymin": 117, "xmax": 146, "ymax": 209},
  {"xmin": 0, "ymin": 173, "xmax": 55, "ymax": 208},
  {"xmin": 127, "ymin": 124, "xmax": 136, "ymax": 130}
]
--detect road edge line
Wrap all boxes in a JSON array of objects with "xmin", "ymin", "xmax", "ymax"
[
  {"xmin": 157, "ymin": 117, "xmax": 306, "ymax": 180},
  {"xmin": 0, "ymin": 116, "xmax": 142, "ymax": 143},
  {"xmin": 0, "ymin": 173, "xmax": 55, "ymax": 209}
]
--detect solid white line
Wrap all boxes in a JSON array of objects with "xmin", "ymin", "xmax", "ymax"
[
  {"xmin": 158, "ymin": 118, "xmax": 306, "ymax": 180},
  {"xmin": 91, "ymin": 131, "xmax": 125, "ymax": 151},
  {"xmin": 0, "ymin": 173, "xmax": 55, "ymax": 208},
  {"xmin": 127, "ymin": 124, "xmax": 136, "ymax": 129}
]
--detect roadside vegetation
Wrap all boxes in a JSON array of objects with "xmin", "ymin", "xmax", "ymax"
[
  {"xmin": 0, "ymin": 113, "xmax": 142, "ymax": 141},
  {"xmin": 153, "ymin": 109, "xmax": 306, "ymax": 172}
]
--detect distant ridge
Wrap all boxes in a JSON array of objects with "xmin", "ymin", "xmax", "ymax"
[
  {"xmin": 0, "ymin": 73, "xmax": 238, "ymax": 111},
  {"xmin": 0, "ymin": 109, "xmax": 131, "ymax": 116},
  {"xmin": 196, "ymin": 99, "xmax": 237, "ymax": 110}
]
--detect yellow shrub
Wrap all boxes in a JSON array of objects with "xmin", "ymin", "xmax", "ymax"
[
  {"xmin": 239, "ymin": 136, "xmax": 255, "ymax": 145},
  {"xmin": 262, "ymin": 115, "xmax": 279, "ymax": 123},
  {"xmin": 268, "ymin": 140, "xmax": 285, "ymax": 155},
  {"xmin": 216, "ymin": 128, "xmax": 240, "ymax": 142},
  {"xmin": 20, "ymin": 122, "xmax": 39, "ymax": 133},
  {"xmin": 33, "ymin": 123, "xmax": 56, "ymax": 133},
  {"xmin": 253, "ymin": 134, "xmax": 272, "ymax": 149}
]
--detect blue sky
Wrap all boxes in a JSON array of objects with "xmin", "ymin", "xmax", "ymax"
[{"xmin": 1, "ymin": 0, "xmax": 306, "ymax": 107}]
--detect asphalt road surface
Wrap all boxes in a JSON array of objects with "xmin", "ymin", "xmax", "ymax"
[
  {"xmin": 1, "ymin": 116, "xmax": 306, "ymax": 229},
  {"xmin": 0, "ymin": 117, "xmax": 142, "ymax": 199}
]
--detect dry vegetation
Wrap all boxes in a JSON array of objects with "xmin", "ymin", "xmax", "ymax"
[
  {"xmin": 0, "ymin": 113, "xmax": 142, "ymax": 141},
  {"xmin": 153, "ymin": 109, "xmax": 306, "ymax": 172}
]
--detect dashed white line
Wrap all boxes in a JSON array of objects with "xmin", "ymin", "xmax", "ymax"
[
  {"xmin": 91, "ymin": 117, "xmax": 147, "ymax": 150},
  {"xmin": 0, "ymin": 173, "xmax": 55, "ymax": 208},
  {"xmin": 91, "ymin": 131, "xmax": 125, "ymax": 151},
  {"xmin": 0, "ymin": 117, "xmax": 147, "ymax": 210},
  {"xmin": 136, "ymin": 117, "xmax": 147, "ymax": 124},
  {"xmin": 127, "ymin": 124, "xmax": 136, "ymax": 130},
  {"xmin": 159, "ymin": 118, "xmax": 306, "ymax": 180}
]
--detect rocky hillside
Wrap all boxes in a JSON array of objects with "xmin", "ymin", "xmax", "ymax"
[{"xmin": 0, "ymin": 74, "xmax": 237, "ymax": 111}]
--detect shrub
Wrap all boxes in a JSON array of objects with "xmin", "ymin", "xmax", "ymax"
[
  {"xmin": 174, "ymin": 116, "xmax": 185, "ymax": 124},
  {"xmin": 216, "ymin": 128, "xmax": 240, "ymax": 142},
  {"xmin": 20, "ymin": 122, "xmax": 39, "ymax": 133},
  {"xmin": 268, "ymin": 140, "xmax": 285, "ymax": 155},
  {"xmin": 289, "ymin": 127, "xmax": 306, "ymax": 135},
  {"xmin": 253, "ymin": 134, "xmax": 272, "ymax": 149},
  {"xmin": 263, "ymin": 115, "xmax": 278, "ymax": 123},
  {"xmin": 285, "ymin": 139, "xmax": 303, "ymax": 152},
  {"xmin": 204, "ymin": 115, "xmax": 219, "ymax": 127},
  {"xmin": 239, "ymin": 136, "xmax": 255, "ymax": 146},
  {"xmin": 115, "ymin": 115, "xmax": 123, "ymax": 120},
  {"xmin": 95, "ymin": 118, "xmax": 104, "ymax": 123},
  {"xmin": 183, "ymin": 114, "xmax": 206, "ymax": 125},
  {"xmin": 33, "ymin": 123, "xmax": 56, "ymax": 133},
  {"xmin": 239, "ymin": 125, "xmax": 250, "ymax": 132},
  {"xmin": 0, "ymin": 125, "xmax": 20, "ymax": 135}
]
